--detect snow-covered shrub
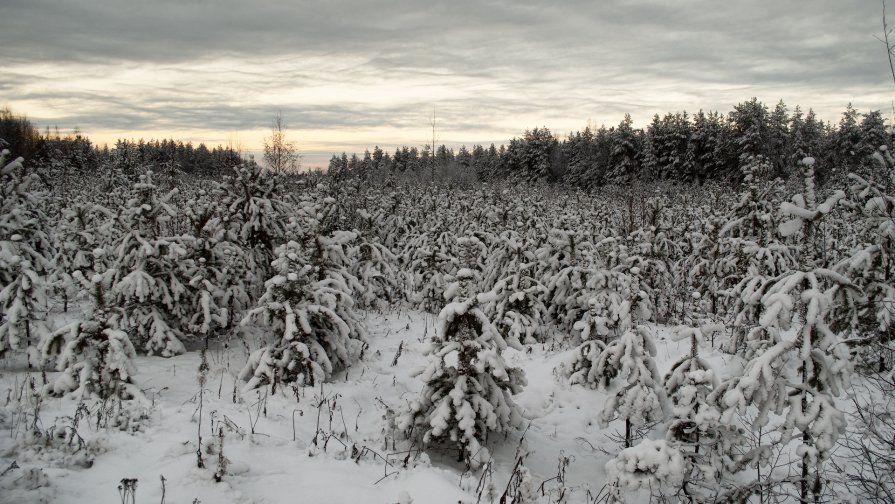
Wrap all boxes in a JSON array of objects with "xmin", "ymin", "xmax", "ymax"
[
  {"xmin": 835, "ymin": 147, "xmax": 895, "ymax": 369},
  {"xmin": 111, "ymin": 172, "xmax": 187, "ymax": 356},
  {"xmin": 40, "ymin": 266, "xmax": 139, "ymax": 400},
  {"xmin": 566, "ymin": 268, "xmax": 651, "ymax": 389},
  {"xmin": 715, "ymin": 269, "xmax": 856, "ymax": 502},
  {"xmin": 50, "ymin": 202, "xmax": 114, "ymax": 312},
  {"xmin": 239, "ymin": 240, "xmax": 365, "ymax": 390},
  {"xmin": 537, "ymin": 227, "xmax": 592, "ymax": 333},
  {"xmin": 489, "ymin": 263, "xmax": 547, "ymax": 346},
  {"xmin": 400, "ymin": 269, "xmax": 525, "ymax": 467},
  {"xmin": 0, "ymin": 151, "xmax": 53, "ymax": 359},
  {"xmin": 664, "ymin": 324, "xmax": 738, "ymax": 498},
  {"xmin": 605, "ymin": 439, "xmax": 685, "ymax": 503},
  {"xmin": 590, "ymin": 325, "xmax": 666, "ymax": 448},
  {"xmin": 350, "ymin": 240, "xmax": 401, "ymax": 309},
  {"xmin": 216, "ymin": 164, "xmax": 289, "ymax": 295}
]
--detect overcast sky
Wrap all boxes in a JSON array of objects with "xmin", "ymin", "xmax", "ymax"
[{"xmin": 3, "ymin": 0, "xmax": 893, "ymax": 168}]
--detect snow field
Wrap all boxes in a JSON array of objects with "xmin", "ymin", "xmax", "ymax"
[{"xmin": 1, "ymin": 310, "xmax": 713, "ymax": 504}]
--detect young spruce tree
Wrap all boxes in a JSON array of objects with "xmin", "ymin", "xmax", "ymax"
[{"xmin": 400, "ymin": 268, "xmax": 525, "ymax": 467}]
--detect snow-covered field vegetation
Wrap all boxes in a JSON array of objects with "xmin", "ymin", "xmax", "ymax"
[{"xmin": 1, "ymin": 100, "xmax": 895, "ymax": 503}]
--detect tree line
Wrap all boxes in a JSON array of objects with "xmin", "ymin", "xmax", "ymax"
[{"xmin": 329, "ymin": 99, "xmax": 891, "ymax": 188}]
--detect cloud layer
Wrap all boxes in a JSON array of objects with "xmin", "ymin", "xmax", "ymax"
[{"xmin": 3, "ymin": 0, "xmax": 892, "ymax": 167}]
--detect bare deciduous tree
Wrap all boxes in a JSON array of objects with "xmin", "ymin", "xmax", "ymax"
[{"xmin": 263, "ymin": 112, "xmax": 300, "ymax": 174}]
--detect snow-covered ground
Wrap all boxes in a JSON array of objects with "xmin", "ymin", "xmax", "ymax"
[{"xmin": 0, "ymin": 309, "xmax": 755, "ymax": 503}]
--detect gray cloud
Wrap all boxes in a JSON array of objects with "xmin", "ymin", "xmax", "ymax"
[{"xmin": 2, "ymin": 0, "xmax": 892, "ymax": 167}]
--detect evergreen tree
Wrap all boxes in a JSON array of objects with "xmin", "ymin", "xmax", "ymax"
[
  {"xmin": 831, "ymin": 103, "xmax": 862, "ymax": 175},
  {"xmin": 489, "ymin": 262, "xmax": 547, "ymax": 346},
  {"xmin": 591, "ymin": 323, "xmax": 666, "ymax": 448},
  {"xmin": 691, "ymin": 110, "xmax": 732, "ymax": 182},
  {"xmin": 566, "ymin": 268, "xmax": 650, "ymax": 389},
  {"xmin": 606, "ymin": 439, "xmax": 686, "ymax": 503},
  {"xmin": 216, "ymin": 164, "xmax": 288, "ymax": 295},
  {"xmin": 50, "ymin": 202, "xmax": 114, "ymax": 313},
  {"xmin": 537, "ymin": 226, "xmax": 593, "ymax": 333},
  {"xmin": 835, "ymin": 146, "xmax": 895, "ymax": 369},
  {"xmin": 730, "ymin": 98, "xmax": 770, "ymax": 168},
  {"xmin": 664, "ymin": 323, "xmax": 738, "ymax": 499},
  {"xmin": 609, "ymin": 114, "xmax": 640, "ymax": 184},
  {"xmin": 715, "ymin": 270, "xmax": 856, "ymax": 502},
  {"xmin": 239, "ymin": 240, "xmax": 365, "ymax": 390},
  {"xmin": 720, "ymin": 157, "xmax": 795, "ymax": 352},
  {"xmin": 0, "ymin": 151, "xmax": 53, "ymax": 359},
  {"xmin": 350, "ymin": 240, "xmax": 401, "ymax": 309},
  {"xmin": 111, "ymin": 172, "xmax": 187, "ymax": 356},
  {"xmin": 857, "ymin": 110, "xmax": 890, "ymax": 178},
  {"xmin": 767, "ymin": 100, "xmax": 790, "ymax": 179},
  {"xmin": 40, "ymin": 260, "xmax": 139, "ymax": 400},
  {"xmin": 400, "ymin": 269, "xmax": 525, "ymax": 467},
  {"xmin": 181, "ymin": 190, "xmax": 231, "ymax": 339},
  {"xmin": 717, "ymin": 161, "xmax": 858, "ymax": 500}
]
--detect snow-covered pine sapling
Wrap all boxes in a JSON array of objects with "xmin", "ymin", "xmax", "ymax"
[
  {"xmin": 456, "ymin": 235, "xmax": 487, "ymax": 274},
  {"xmin": 182, "ymin": 189, "xmax": 230, "ymax": 340},
  {"xmin": 111, "ymin": 171, "xmax": 187, "ymax": 356},
  {"xmin": 778, "ymin": 157, "xmax": 845, "ymax": 267},
  {"xmin": 625, "ymin": 215, "xmax": 679, "ymax": 323},
  {"xmin": 715, "ymin": 269, "xmax": 857, "ymax": 503},
  {"xmin": 0, "ymin": 235, "xmax": 51, "ymax": 363},
  {"xmin": 400, "ymin": 268, "xmax": 526, "ymax": 468},
  {"xmin": 538, "ymin": 227, "xmax": 593, "ymax": 333},
  {"xmin": 835, "ymin": 146, "xmax": 895, "ymax": 370},
  {"xmin": 489, "ymin": 263, "xmax": 547, "ymax": 346},
  {"xmin": 350, "ymin": 240, "xmax": 401, "ymax": 309},
  {"xmin": 720, "ymin": 156, "xmax": 796, "ymax": 355},
  {"xmin": 481, "ymin": 230, "xmax": 534, "ymax": 291},
  {"xmin": 590, "ymin": 324, "xmax": 666, "ymax": 449},
  {"xmin": 215, "ymin": 164, "xmax": 289, "ymax": 296},
  {"xmin": 686, "ymin": 214, "xmax": 732, "ymax": 318},
  {"xmin": 187, "ymin": 258, "xmax": 228, "ymax": 340},
  {"xmin": 50, "ymin": 202, "xmax": 112, "ymax": 313},
  {"xmin": 583, "ymin": 267, "xmax": 649, "ymax": 343},
  {"xmin": 219, "ymin": 244, "xmax": 254, "ymax": 329},
  {"xmin": 664, "ymin": 323, "xmax": 737, "ymax": 498},
  {"xmin": 239, "ymin": 240, "xmax": 365, "ymax": 391},
  {"xmin": 0, "ymin": 150, "xmax": 54, "ymax": 356},
  {"xmin": 405, "ymin": 230, "xmax": 456, "ymax": 313},
  {"xmin": 566, "ymin": 268, "xmax": 651, "ymax": 389},
  {"xmin": 39, "ymin": 262, "xmax": 140, "ymax": 400}
]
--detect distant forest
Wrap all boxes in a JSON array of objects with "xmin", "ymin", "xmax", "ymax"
[
  {"xmin": 327, "ymin": 99, "xmax": 891, "ymax": 188},
  {"xmin": 2, "ymin": 98, "xmax": 891, "ymax": 190}
]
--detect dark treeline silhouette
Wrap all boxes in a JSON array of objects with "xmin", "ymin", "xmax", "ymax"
[
  {"xmin": 3, "ymin": 98, "xmax": 890, "ymax": 191},
  {"xmin": 328, "ymin": 98, "xmax": 891, "ymax": 188},
  {"xmin": 0, "ymin": 107, "xmax": 244, "ymax": 188}
]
